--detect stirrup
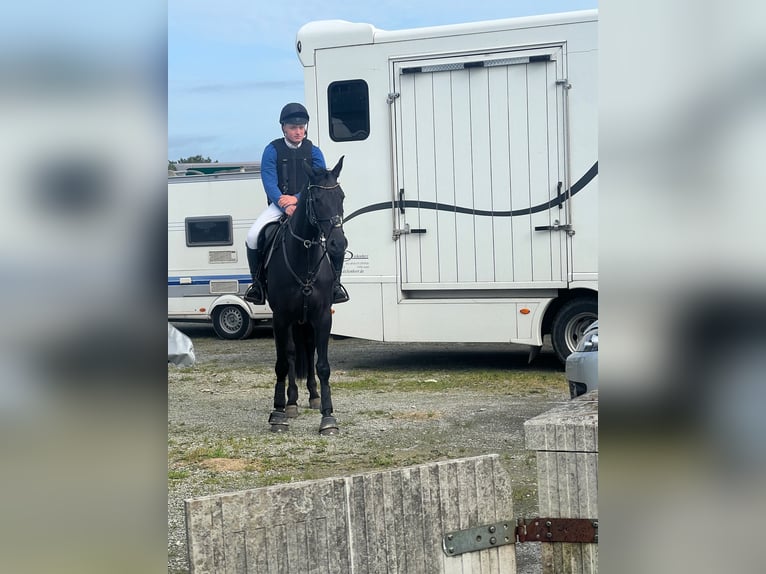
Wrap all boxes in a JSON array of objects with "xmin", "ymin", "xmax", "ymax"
[
  {"xmin": 332, "ymin": 283, "xmax": 350, "ymax": 304},
  {"xmin": 244, "ymin": 281, "xmax": 265, "ymax": 305}
]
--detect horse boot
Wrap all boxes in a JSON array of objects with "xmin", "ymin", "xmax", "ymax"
[
  {"xmin": 330, "ymin": 254, "xmax": 350, "ymax": 304},
  {"xmin": 243, "ymin": 245, "xmax": 266, "ymax": 305}
]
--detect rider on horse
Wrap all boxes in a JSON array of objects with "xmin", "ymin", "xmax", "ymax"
[{"xmin": 244, "ymin": 103, "xmax": 349, "ymax": 305}]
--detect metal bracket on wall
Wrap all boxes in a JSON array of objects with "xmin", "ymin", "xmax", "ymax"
[
  {"xmin": 392, "ymin": 223, "xmax": 427, "ymax": 240},
  {"xmin": 442, "ymin": 517, "xmax": 598, "ymax": 556},
  {"xmin": 534, "ymin": 219, "xmax": 575, "ymax": 236}
]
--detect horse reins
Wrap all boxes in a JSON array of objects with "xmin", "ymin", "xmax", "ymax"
[{"xmin": 280, "ymin": 182, "xmax": 344, "ymax": 321}]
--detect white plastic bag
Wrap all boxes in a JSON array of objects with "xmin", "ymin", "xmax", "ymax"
[{"xmin": 168, "ymin": 323, "xmax": 196, "ymax": 367}]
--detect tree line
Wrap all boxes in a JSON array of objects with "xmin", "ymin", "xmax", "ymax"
[{"xmin": 168, "ymin": 155, "xmax": 217, "ymax": 171}]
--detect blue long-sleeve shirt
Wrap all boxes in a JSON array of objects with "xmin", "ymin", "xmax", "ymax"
[{"xmin": 260, "ymin": 140, "xmax": 326, "ymax": 209}]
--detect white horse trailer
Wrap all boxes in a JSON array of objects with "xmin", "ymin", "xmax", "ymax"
[
  {"xmin": 168, "ymin": 169, "xmax": 271, "ymax": 339},
  {"xmin": 296, "ymin": 10, "xmax": 598, "ymax": 362}
]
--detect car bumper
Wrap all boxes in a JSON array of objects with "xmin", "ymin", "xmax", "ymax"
[{"xmin": 565, "ymin": 350, "xmax": 598, "ymax": 396}]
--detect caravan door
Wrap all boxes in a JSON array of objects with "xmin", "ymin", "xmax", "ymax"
[{"xmin": 391, "ymin": 46, "xmax": 569, "ymax": 293}]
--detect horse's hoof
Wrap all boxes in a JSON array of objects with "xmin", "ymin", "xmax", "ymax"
[
  {"xmin": 285, "ymin": 405, "xmax": 299, "ymax": 418},
  {"xmin": 319, "ymin": 416, "xmax": 339, "ymax": 436},
  {"xmin": 269, "ymin": 411, "xmax": 289, "ymax": 432},
  {"xmin": 309, "ymin": 398, "xmax": 321, "ymax": 410}
]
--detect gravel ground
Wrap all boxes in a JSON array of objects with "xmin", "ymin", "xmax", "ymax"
[{"xmin": 168, "ymin": 322, "xmax": 570, "ymax": 573}]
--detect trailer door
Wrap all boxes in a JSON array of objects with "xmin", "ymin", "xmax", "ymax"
[{"xmin": 391, "ymin": 46, "xmax": 569, "ymax": 293}]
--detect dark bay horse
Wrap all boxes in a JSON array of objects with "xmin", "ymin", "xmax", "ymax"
[{"xmin": 265, "ymin": 156, "xmax": 346, "ymax": 435}]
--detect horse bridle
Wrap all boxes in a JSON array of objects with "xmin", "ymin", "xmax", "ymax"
[
  {"xmin": 306, "ymin": 182, "xmax": 343, "ymax": 229},
  {"xmin": 281, "ymin": 182, "xmax": 344, "ymax": 304}
]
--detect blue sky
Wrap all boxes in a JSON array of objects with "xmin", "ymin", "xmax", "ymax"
[{"xmin": 168, "ymin": 0, "xmax": 597, "ymax": 162}]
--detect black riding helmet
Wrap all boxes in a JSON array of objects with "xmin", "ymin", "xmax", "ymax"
[{"xmin": 279, "ymin": 102, "xmax": 309, "ymax": 125}]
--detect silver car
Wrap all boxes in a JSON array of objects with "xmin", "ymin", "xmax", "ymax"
[{"xmin": 565, "ymin": 320, "xmax": 598, "ymax": 398}]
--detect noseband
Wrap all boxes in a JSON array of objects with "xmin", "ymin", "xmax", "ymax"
[{"xmin": 306, "ymin": 183, "xmax": 343, "ymax": 229}]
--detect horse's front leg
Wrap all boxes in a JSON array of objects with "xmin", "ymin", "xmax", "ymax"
[
  {"xmin": 285, "ymin": 324, "xmax": 300, "ymax": 418},
  {"xmin": 306, "ymin": 362, "xmax": 320, "ymax": 410},
  {"xmin": 269, "ymin": 319, "xmax": 291, "ymax": 432},
  {"xmin": 305, "ymin": 325, "xmax": 320, "ymax": 410},
  {"xmin": 314, "ymin": 311, "xmax": 338, "ymax": 435}
]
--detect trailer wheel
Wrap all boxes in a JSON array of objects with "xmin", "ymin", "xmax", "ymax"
[
  {"xmin": 551, "ymin": 298, "xmax": 598, "ymax": 363},
  {"xmin": 212, "ymin": 305, "xmax": 252, "ymax": 340}
]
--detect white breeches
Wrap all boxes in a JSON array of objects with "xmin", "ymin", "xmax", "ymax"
[{"xmin": 246, "ymin": 203, "xmax": 284, "ymax": 250}]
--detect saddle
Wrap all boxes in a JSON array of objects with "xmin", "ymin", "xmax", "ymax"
[{"xmin": 257, "ymin": 216, "xmax": 288, "ymax": 270}]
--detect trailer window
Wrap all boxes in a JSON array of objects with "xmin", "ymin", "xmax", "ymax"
[
  {"xmin": 185, "ymin": 216, "xmax": 233, "ymax": 246},
  {"xmin": 328, "ymin": 80, "xmax": 369, "ymax": 142}
]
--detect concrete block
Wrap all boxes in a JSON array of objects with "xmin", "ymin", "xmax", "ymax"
[
  {"xmin": 524, "ymin": 391, "xmax": 598, "ymax": 574},
  {"xmin": 186, "ymin": 454, "xmax": 517, "ymax": 574}
]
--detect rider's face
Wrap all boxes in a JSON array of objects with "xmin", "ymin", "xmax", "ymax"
[{"xmin": 283, "ymin": 123, "xmax": 307, "ymax": 145}]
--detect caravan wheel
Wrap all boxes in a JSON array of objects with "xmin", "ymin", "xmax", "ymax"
[
  {"xmin": 212, "ymin": 305, "xmax": 252, "ymax": 340},
  {"xmin": 551, "ymin": 298, "xmax": 598, "ymax": 364}
]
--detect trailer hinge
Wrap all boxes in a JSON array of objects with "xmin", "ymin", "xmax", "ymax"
[
  {"xmin": 387, "ymin": 92, "xmax": 400, "ymax": 104},
  {"xmin": 534, "ymin": 219, "xmax": 575, "ymax": 236},
  {"xmin": 556, "ymin": 78, "xmax": 572, "ymax": 89},
  {"xmin": 392, "ymin": 223, "xmax": 427, "ymax": 240},
  {"xmin": 442, "ymin": 517, "xmax": 597, "ymax": 556}
]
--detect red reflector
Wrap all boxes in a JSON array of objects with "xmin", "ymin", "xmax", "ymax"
[{"xmin": 520, "ymin": 308, "xmax": 531, "ymax": 315}]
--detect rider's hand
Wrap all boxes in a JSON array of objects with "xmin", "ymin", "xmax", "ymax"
[
  {"xmin": 278, "ymin": 195, "xmax": 297, "ymax": 209},
  {"xmin": 285, "ymin": 205, "xmax": 297, "ymax": 216}
]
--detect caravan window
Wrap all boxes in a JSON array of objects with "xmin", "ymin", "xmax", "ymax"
[
  {"xmin": 185, "ymin": 216, "xmax": 233, "ymax": 246},
  {"xmin": 328, "ymin": 80, "xmax": 369, "ymax": 142}
]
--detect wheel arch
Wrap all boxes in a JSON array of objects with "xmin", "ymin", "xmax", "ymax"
[
  {"xmin": 541, "ymin": 288, "xmax": 599, "ymax": 336},
  {"xmin": 209, "ymin": 294, "xmax": 251, "ymax": 314}
]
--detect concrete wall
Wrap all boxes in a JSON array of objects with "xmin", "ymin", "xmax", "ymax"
[
  {"xmin": 524, "ymin": 391, "xmax": 598, "ymax": 573},
  {"xmin": 185, "ymin": 454, "xmax": 516, "ymax": 574}
]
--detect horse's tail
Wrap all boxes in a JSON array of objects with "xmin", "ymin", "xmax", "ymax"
[{"xmin": 292, "ymin": 323, "xmax": 315, "ymax": 380}]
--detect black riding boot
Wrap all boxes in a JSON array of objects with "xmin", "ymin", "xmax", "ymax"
[
  {"xmin": 244, "ymin": 246, "xmax": 265, "ymax": 305},
  {"xmin": 330, "ymin": 254, "xmax": 349, "ymax": 304}
]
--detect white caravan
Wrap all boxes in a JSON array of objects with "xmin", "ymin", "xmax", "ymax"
[
  {"xmin": 296, "ymin": 10, "xmax": 598, "ymax": 362},
  {"xmin": 168, "ymin": 168, "xmax": 271, "ymax": 339}
]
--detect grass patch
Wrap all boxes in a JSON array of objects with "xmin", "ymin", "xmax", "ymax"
[
  {"xmin": 259, "ymin": 473, "xmax": 297, "ymax": 487},
  {"xmin": 334, "ymin": 370, "xmax": 563, "ymax": 393},
  {"xmin": 369, "ymin": 451, "xmax": 397, "ymax": 467},
  {"xmin": 183, "ymin": 444, "xmax": 228, "ymax": 462},
  {"xmin": 168, "ymin": 469, "xmax": 190, "ymax": 480},
  {"xmin": 170, "ymin": 436, "xmax": 256, "ymax": 464},
  {"xmin": 357, "ymin": 409, "xmax": 390, "ymax": 417}
]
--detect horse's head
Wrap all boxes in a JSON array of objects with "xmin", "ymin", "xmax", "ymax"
[{"xmin": 302, "ymin": 156, "xmax": 347, "ymax": 258}]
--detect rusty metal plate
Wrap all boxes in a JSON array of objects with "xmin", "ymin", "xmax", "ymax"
[
  {"xmin": 443, "ymin": 517, "xmax": 598, "ymax": 556},
  {"xmin": 515, "ymin": 517, "xmax": 598, "ymax": 544}
]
